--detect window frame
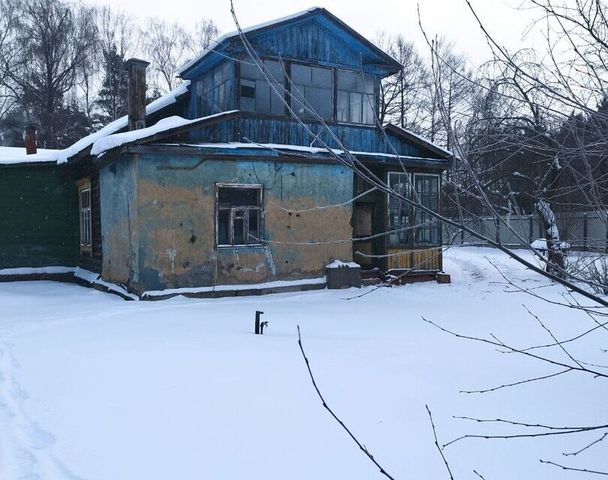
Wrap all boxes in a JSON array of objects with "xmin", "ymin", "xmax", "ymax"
[
  {"xmin": 336, "ymin": 69, "xmax": 377, "ymax": 126},
  {"xmin": 238, "ymin": 59, "xmax": 287, "ymax": 116},
  {"xmin": 386, "ymin": 171, "xmax": 441, "ymax": 248},
  {"xmin": 215, "ymin": 183, "xmax": 264, "ymax": 248},
  {"xmin": 289, "ymin": 61, "xmax": 334, "ymax": 121},
  {"xmin": 234, "ymin": 56, "xmax": 379, "ymax": 126},
  {"xmin": 77, "ymin": 178, "xmax": 92, "ymax": 256},
  {"xmin": 387, "ymin": 171, "xmax": 413, "ymax": 247},
  {"xmin": 197, "ymin": 60, "xmax": 235, "ymax": 116},
  {"xmin": 413, "ymin": 173, "xmax": 441, "ymax": 247}
]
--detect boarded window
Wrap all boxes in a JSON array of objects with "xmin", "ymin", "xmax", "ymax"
[
  {"xmin": 290, "ymin": 64, "xmax": 333, "ymax": 120},
  {"xmin": 216, "ymin": 184, "xmax": 263, "ymax": 246},
  {"xmin": 353, "ymin": 204, "xmax": 373, "ymax": 237},
  {"xmin": 197, "ymin": 61, "xmax": 234, "ymax": 115},
  {"xmin": 240, "ymin": 59, "xmax": 285, "ymax": 115},
  {"xmin": 337, "ymin": 70, "xmax": 375, "ymax": 125}
]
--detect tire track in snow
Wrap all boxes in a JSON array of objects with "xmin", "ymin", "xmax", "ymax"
[{"xmin": 0, "ymin": 341, "xmax": 84, "ymax": 480}]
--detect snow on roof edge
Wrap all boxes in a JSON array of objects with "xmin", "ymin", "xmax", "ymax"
[
  {"xmin": 0, "ymin": 146, "xmax": 61, "ymax": 165},
  {"xmin": 56, "ymin": 80, "xmax": 191, "ymax": 164},
  {"xmin": 155, "ymin": 141, "xmax": 450, "ymax": 162},
  {"xmin": 387, "ymin": 124, "xmax": 454, "ymax": 158},
  {"xmin": 90, "ymin": 111, "xmax": 238, "ymax": 157}
]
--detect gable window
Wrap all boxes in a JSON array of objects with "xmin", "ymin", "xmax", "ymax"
[
  {"xmin": 388, "ymin": 172, "xmax": 412, "ymax": 247},
  {"xmin": 216, "ymin": 184, "xmax": 263, "ymax": 246},
  {"xmin": 240, "ymin": 60, "xmax": 285, "ymax": 115},
  {"xmin": 414, "ymin": 174, "xmax": 440, "ymax": 245},
  {"xmin": 197, "ymin": 61, "xmax": 234, "ymax": 116},
  {"xmin": 291, "ymin": 64, "xmax": 333, "ymax": 120},
  {"xmin": 77, "ymin": 179, "xmax": 92, "ymax": 255},
  {"xmin": 337, "ymin": 70, "xmax": 375, "ymax": 125}
]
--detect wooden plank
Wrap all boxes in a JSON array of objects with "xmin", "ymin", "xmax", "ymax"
[{"xmin": 387, "ymin": 247, "xmax": 442, "ymax": 271}]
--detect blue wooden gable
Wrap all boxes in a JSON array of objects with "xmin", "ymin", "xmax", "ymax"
[{"xmin": 180, "ymin": 8, "xmax": 402, "ymax": 80}]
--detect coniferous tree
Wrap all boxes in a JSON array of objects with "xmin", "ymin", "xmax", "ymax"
[{"xmin": 95, "ymin": 45, "xmax": 128, "ymax": 126}]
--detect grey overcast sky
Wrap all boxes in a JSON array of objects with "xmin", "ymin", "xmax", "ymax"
[{"xmin": 91, "ymin": 0, "xmax": 539, "ymax": 64}]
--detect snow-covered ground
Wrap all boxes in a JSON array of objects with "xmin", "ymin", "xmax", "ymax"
[{"xmin": 0, "ymin": 247, "xmax": 605, "ymax": 480}]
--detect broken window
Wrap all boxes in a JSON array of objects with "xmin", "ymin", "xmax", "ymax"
[
  {"xmin": 291, "ymin": 63, "xmax": 333, "ymax": 120},
  {"xmin": 197, "ymin": 61, "xmax": 234, "ymax": 116},
  {"xmin": 387, "ymin": 172, "xmax": 412, "ymax": 247},
  {"xmin": 77, "ymin": 179, "xmax": 92, "ymax": 255},
  {"xmin": 216, "ymin": 185, "xmax": 263, "ymax": 246},
  {"xmin": 414, "ymin": 174, "xmax": 440, "ymax": 245},
  {"xmin": 240, "ymin": 59, "xmax": 285, "ymax": 115}
]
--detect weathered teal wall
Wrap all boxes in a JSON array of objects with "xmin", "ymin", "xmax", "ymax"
[
  {"xmin": 119, "ymin": 153, "xmax": 354, "ymax": 293},
  {"xmin": 100, "ymin": 156, "xmax": 139, "ymax": 288},
  {"xmin": 0, "ymin": 164, "xmax": 78, "ymax": 268}
]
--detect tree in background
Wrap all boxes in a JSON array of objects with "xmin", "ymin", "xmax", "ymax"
[
  {"xmin": 141, "ymin": 18, "xmax": 192, "ymax": 92},
  {"xmin": 1, "ymin": 0, "xmax": 97, "ymax": 148},
  {"xmin": 375, "ymin": 32, "xmax": 429, "ymax": 132},
  {"xmin": 194, "ymin": 18, "xmax": 220, "ymax": 52},
  {"xmin": 95, "ymin": 45, "xmax": 129, "ymax": 125}
]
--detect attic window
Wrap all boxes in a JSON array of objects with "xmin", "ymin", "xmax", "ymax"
[
  {"xmin": 337, "ymin": 70, "xmax": 375, "ymax": 125},
  {"xmin": 216, "ymin": 184, "xmax": 263, "ymax": 246},
  {"xmin": 197, "ymin": 61, "xmax": 234, "ymax": 116},
  {"xmin": 291, "ymin": 64, "xmax": 333, "ymax": 120},
  {"xmin": 240, "ymin": 60, "xmax": 285, "ymax": 115}
]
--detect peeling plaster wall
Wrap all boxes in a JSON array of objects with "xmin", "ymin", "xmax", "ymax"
[
  {"xmin": 100, "ymin": 157, "xmax": 139, "ymax": 289},
  {"xmin": 135, "ymin": 154, "xmax": 353, "ymax": 291}
]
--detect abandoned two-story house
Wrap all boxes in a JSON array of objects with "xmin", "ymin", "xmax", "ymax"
[{"xmin": 0, "ymin": 7, "xmax": 452, "ymax": 298}]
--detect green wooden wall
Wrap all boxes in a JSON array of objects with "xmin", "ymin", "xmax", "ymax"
[{"xmin": 0, "ymin": 163, "xmax": 78, "ymax": 268}]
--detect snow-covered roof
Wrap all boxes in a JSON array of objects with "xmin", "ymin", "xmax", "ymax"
[
  {"xmin": 154, "ymin": 141, "xmax": 450, "ymax": 165},
  {"xmin": 90, "ymin": 112, "xmax": 238, "ymax": 157},
  {"xmin": 57, "ymin": 80, "xmax": 191, "ymax": 164},
  {"xmin": 386, "ymin": 124, "xmax": 453, "ymax": 159},
  {"xmin": 0, "ymin": 146, "xmax": 60, "ymax": 165}
]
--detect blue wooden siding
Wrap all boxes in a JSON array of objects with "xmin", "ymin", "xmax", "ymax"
[
  {"xmin": 189, "ymin": 115, "xmax": 428, "ymax": 158},
  {"xmin": 247, "ymin": 20, "xmax": 369, "ymax": 72}
]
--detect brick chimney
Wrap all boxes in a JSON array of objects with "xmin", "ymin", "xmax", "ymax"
[
  {"xmin": 125, "ymin": 58, "xmax": 150, "ymax": 131},
  {"xmin": 24, "ymin": 125, "xmax": 37, "ymax": 155}
]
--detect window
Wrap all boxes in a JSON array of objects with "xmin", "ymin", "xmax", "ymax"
[
  {"xmin": 78, "ymin": 179, "xmax": 92, "ymax": 254},
  {"xmin": 291, "ymin": 64, "xmax": 333, "ymax": 120},
  {"xmin": 414, "ymin": 174, "xmax": 440, "ymax": 245},
  {"xmin": 240, "ymin": 60, "xmax": 285, "ymax": 115},
  {"xmin": 216, "ymin": 184, "xmax": 263, "ymax": 246},
  {"xmin": 337, "ymin": 70, "xmax": 375, "ymax": 125},
  {"xmin": 388, "ymin": 172, "xmax": 412, "ymax": 247},
  {"xmin": 197, "ymin": 61, "xmax": 234, "ymax": 116}
]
